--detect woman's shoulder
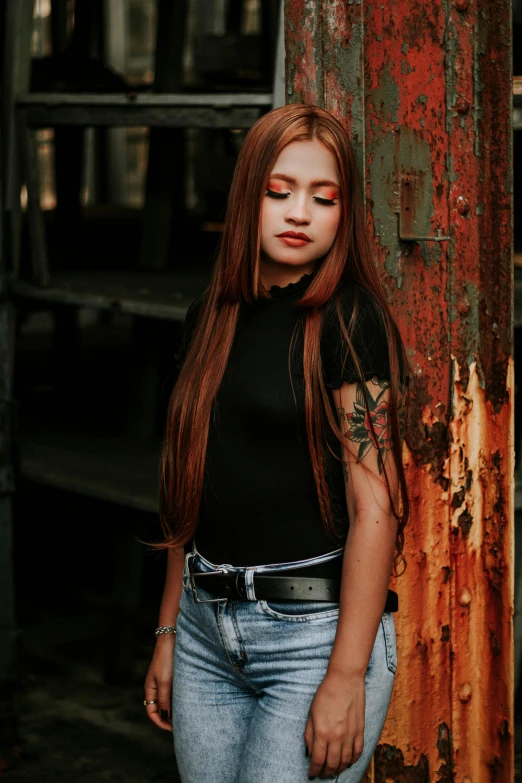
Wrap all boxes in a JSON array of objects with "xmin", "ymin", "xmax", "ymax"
[
  {"xmin": 323, "ymin": 281, "xmax": 384, "ymax": 333},
  {"xmin": 321, "ymin": 281, "xmax": 394, "ymax": 388}
]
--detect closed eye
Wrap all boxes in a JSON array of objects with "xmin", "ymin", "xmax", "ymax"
[
  {"xmin": 265, "ymin": 189, "xmax": 289, "ymax": 199},
  {"xmin": 314, "ymin": 196, "xmax": 337, "ymax": 206},
  {"xmin": 266, "ymin": 189, "xmax": 337, "ymax": 206}
]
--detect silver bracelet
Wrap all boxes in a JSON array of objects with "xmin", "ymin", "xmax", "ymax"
[{"xmin": 155, "ymin": 626, "xmax": 177, "ymax": 637}]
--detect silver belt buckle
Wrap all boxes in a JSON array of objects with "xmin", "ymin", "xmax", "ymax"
[{"xmin": 188, "ymin": 554, "xmax": 229, "ymax": 604}]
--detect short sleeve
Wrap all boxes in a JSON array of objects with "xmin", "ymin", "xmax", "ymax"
[
  {"xmin": 321, "ymin": 284, "xmax": 395, "ymax": 388},
  {"xmin": 176, "ymin": 294, "xmax": 205, "ymax": 373}
]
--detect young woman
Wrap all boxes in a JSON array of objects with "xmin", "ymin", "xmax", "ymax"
[{"xmin": 144, "ymin": 103, "xmax": 410, "ymax": 782}]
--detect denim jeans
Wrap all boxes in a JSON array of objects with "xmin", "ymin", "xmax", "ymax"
[{"xmin": 172, "ymin": 541, "xmax": 397, "ymax": 783}]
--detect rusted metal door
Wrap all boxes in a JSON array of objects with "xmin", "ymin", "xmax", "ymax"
[{"xmin": 285, "ymin": 0, "xmax": 513, "ymax": 779}]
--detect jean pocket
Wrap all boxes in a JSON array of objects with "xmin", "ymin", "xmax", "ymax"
[
  {"xmin": 258, "ymin": 600, "xmax": 340, "ymax": 622},
  {"xmin": 381, "ymin": 612, "xmax": 398, "ymax": 674}
]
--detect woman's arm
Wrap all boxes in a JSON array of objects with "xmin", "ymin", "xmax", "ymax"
[
  {"xmin": 144, "ymin": 546, "xmax": 185, "ymax": 732},
  {"xmin": 327, "ymin": 376, "xmax": 399, "ymax": 678},
  {"xmin": 304, "ymin": 376, "xmax": 400, "ymax": 778},
  {"xmin": 157, "ymin": 547, "xmax": 185, "ymax": 628}
]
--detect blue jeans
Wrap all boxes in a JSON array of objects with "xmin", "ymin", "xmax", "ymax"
[{"xmin": 172, "ymin": 541, "xmax": 397, "ymax": 783}]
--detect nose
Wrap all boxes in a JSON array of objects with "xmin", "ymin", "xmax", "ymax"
[{"xmin": 284, "ymin": 194, "xmax": 311, "ymax": 225}]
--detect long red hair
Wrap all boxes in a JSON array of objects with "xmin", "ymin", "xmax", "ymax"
[{"xmin": 155, "ymin": 104, "xmax": 411, "ymax": 571}]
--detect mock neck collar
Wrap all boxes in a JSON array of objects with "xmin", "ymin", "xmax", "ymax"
[{"xmin": 267, "ymin": 272, "xmax": 314, "ymax": 301}]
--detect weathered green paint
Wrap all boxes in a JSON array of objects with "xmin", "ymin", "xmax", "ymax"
[
  {"xmin": 369, "ymin": 127, "xmax": 435, "ymax": 280},
  {"xmin": 286, "ymin": 0, "xmax": 513, "ymax": 779},
  {"xmin": 285, "ymin": 0, "xmax": 365, "ymax": 178}
]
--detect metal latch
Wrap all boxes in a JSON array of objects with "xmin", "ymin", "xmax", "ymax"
[{"xmin": 395, "ymin": 174, "xmax": 450, "ymax": 242}]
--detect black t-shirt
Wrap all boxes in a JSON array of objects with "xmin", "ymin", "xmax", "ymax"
[{"xmin": 175, "ymin": 272, "xmax": 395, "ymax": 566}]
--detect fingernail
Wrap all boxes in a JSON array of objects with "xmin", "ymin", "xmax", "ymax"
[{"xmin": 160, "ymin": 709, "xmax": 168, "ymax": 721}]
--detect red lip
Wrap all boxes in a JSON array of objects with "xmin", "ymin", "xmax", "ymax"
[{"xmin": 276, "ymin": 231, "xmax": 311, "ymax": 241}]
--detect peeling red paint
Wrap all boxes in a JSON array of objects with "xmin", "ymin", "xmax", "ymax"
[
  {"xmin": 286, "ymin": 0, "xmax": 513, "ymax": 779},
  {"xmin": 373, "ymin": 743, "xmax": 429, "ymax": 782}
]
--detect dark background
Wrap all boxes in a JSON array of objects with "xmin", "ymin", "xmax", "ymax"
[{"xmin": 1, "ymin": 0, "xmax": 520, "ymax": 780}]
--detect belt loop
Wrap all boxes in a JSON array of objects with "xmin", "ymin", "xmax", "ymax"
[
  {"xmin": 184, "ymin": 549, "xmax": 194, "ymax": 578},
  {"xmin": 244, "ymin": 568, "xmax": 257, "ymax": 601}
]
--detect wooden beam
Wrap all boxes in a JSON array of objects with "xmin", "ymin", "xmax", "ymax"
[
  {"xmin": 140, "ymin": 0, "xmax": 188, "ymax": 271},
  {"xmin": 3, "ymin": 0, "xmax": 34, "ymax": 279},
  {"xmin": 50, "ymin": 0, "xmax": 69, "ymax": 54},
  {"xmin": 20, "ymin": 433, "xmax": 159, "ymax": 512},
  {"xmin": 17, "ymin": 92, "xmax": 273, "ymax": 107},
  {"xmin": 19, "ymin": 103, "xmax": 265, "ymax": 129},
  {"xmin": 11, "ymin": 270, "xmax": 206, "ymax": 320}
]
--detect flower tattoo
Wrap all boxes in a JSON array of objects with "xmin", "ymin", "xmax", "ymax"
[{"xmin": 337, "ymin": 377, "xmax": 394, "ymax": 477}]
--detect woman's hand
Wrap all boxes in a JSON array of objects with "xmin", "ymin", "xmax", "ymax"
[
  {"xmin": 144, "ymin": 635, "xmax": 176, "ymax": 732},
  {"xmin": 304, "ymin": 670, "xmax": 365, "ymax": 779}
]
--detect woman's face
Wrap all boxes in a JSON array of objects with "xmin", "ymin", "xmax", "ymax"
[{"xmin": 260, "ymin": 139, "xmax": 342, "ymax": 272}]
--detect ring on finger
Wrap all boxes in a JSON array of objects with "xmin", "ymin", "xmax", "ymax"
[{"xmin": 143, "ymin": 699, "xmax": 158, "ymax": 706}]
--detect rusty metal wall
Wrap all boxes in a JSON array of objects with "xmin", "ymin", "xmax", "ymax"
[{"xmin": 285, "ymin": 0, "xmax": 513, "ymax": 779}]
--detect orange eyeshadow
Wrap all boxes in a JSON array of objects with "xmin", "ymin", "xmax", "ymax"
[
  {"xmin": 321, "ymin": 188, "xmax": 339, "ymax": 200},
  {"xmin": 267, "ymin": 181, "xmax": 287, "ymax": 193}
]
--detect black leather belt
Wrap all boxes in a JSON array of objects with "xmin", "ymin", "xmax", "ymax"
[{"xmin": 188, "ymin": 559, "xmax": 398, "ymax": 612}]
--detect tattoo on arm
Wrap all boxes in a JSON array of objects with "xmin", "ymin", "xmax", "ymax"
[
  {"xmin": 337, "ymin": 376, "xmax": 393, "ymax": 478},
  {"xmin": 337, "ymin": 408, "xmax": 350, "ymax": 482}
]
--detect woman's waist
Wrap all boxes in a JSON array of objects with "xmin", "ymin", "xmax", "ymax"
[{"xmin": 191, "ymin": 538, "xmax": 344, "ymax": 578}]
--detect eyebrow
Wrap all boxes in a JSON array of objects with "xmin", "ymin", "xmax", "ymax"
[{"xmin": 269, "ymin": 173, "xmax": 340, "ymax": 189}]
